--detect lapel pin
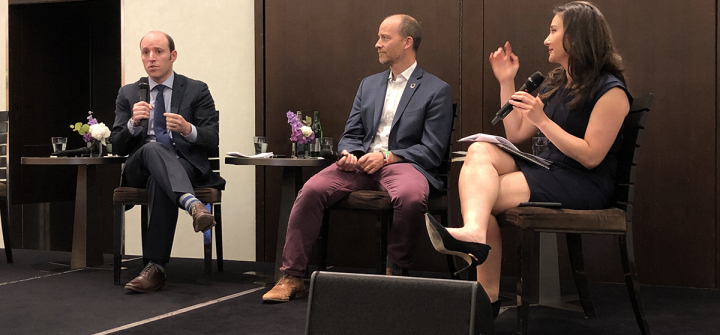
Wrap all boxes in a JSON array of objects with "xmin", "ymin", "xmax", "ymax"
[{"xmin": 410, "ymin": 83, "xmax": 416, "ymax": 88}]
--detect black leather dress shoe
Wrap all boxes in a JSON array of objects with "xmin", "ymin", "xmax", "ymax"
[{"xmin": 125, "ymin": 263, "xmax": 167, "ymax": 293}]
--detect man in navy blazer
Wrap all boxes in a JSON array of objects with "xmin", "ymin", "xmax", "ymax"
[
  {"xmin": 111, "ymin": 31, "xmax": 225, "ymax": 293},
  {"xmin": 263, "ymin": 14, "xmax": 453, "ymax": 302}
]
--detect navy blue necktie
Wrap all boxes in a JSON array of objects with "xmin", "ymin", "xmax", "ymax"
[{"xmin": 153, "ymin": 85, "xmax": 174, "ymax": 151}]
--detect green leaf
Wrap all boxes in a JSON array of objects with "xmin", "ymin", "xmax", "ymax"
[
  {"xmin": 302, "ymin": 116, "xmax": 312, "ymax": 127},
  {"xmin": 78, "ymin": 124, "xmax": 90, "ymax": 135}
]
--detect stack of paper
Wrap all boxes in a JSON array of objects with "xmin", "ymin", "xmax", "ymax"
[
  {"xmin": 226, "ymin": 152, "xmax": 274, "ymax": 158},
  {"xmin": 457, "ymin": 133, "xmax": 552, "ymax": 169}
]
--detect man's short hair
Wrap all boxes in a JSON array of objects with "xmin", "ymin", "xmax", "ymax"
[
  {"xmin": 398, "ymin": 15, "xmax": 422, "ymax": 53},
  {"xmin": 140, "ymin": 31, "xmax": 175, "ymax": 52}
]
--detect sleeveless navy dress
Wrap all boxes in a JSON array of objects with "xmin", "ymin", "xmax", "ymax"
[{"xmin": 515, "ymin": 74, "xmax": 632, "ymax": 210}]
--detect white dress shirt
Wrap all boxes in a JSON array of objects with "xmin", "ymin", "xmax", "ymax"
[{"xmin": 370, "ymin": 61, "xmax": 417, "ymax": 153}]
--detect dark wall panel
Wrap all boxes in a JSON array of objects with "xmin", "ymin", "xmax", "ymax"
[
  {"xmin": 606, "ymin": 0, "xmax": 716, "ymax": 288},
  {"xmin": 259, "ymin": 1, "xmax": 718, "ymax": 287},
  {"xmin": 475, "ymin": 0, "xmax": 717, "ymax": 288},
  {"xmin": 261, "ymin": 0, "xmax": 460, "ymax": 270},
  {"xmin": 580, "ymin": 0, "xmax": 715, "ymax": 288},
  {"xmin": 8, "ymin": 0, "xmax": 121, "ymax": 251}
]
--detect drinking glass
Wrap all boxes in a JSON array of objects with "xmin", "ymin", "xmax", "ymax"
[
  {"xmin": 320, "ymin": 137, "xmax": 333, "ymax": 152},
  {"xmin": 254, "ymin": 136, "xmax": 268, "ymax": 154},
  {"xmin": 51, "ymin": 137, "xmax": 67, "ymax": 153},
  {"xmin": 531, "ymin": 135, "xmax": 549, "ymax": 156},
  {"xmin": 106, "ymin": 137, "xmax": 113, "ymax": 156}
]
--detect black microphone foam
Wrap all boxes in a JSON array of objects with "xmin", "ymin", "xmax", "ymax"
[
  {"xmin": 320, "ymin": 149, "xmax": 343, "ymax": 161},
  {"xmin": 51, "ymin": 146, "xmax": 93, "ymax": 157},
  {"xmin": 138, "ymin": 77, "xmax": 150, "ymax": 128},
  {"xmin": 491, "ymin": 71, "xmax": 546, "ymax": 125}
]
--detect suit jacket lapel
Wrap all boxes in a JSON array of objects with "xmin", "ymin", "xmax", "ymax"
[
  {"xmin": 171, "ymin": 73, "xmax": 185, "ymax": 115},
  {"xmin": 391, "ymin": 67, "xmax": 423, "ymax": 128},
  {"xmin": 373, "ymin": 69, "xmax": 390, "ymax": 132}
]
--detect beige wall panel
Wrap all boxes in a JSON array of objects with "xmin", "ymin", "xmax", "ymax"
[{"xmin": 121, "ymin": 0, "xmax": 256, "ymax": 261}]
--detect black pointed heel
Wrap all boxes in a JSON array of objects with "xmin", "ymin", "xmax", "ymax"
[
  {"xmin": 425, "ymin": 214, "xmax": 491, "ymax": 276},
  {"xmin": 491, "ymin": 299, "xmax": 502, "ymax": 319}
]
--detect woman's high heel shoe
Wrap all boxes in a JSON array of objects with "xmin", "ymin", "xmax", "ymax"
[
  {"xmin": 491, "ymin": 300, "xmax": 502, "ymax": 319},
  {"xmin": 425, "ymin": 214, "xmax": 491, "ymax": 276}
]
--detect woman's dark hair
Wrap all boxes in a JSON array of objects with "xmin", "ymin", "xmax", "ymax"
[{"xmin": 539, "ymin": 1, "xmax": 626, "ymax": 108}]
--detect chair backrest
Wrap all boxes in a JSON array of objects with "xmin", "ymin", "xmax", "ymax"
[
  {"xmin": 614, "ymin": 94, "xmax": 654, "ymax": 210},
  {"xmin": 208, "ymin": 110, "xmax": 220, "ymax": 173},
  {"xmin": 0, "ymin": 111, "xmax": 7, "ymax": 183},
  {"xmin": 435, "ymin": 103, "xmax": 459, "ymax": 192}
]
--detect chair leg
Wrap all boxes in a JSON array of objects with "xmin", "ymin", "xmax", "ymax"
[
  {"xmin": 619, "ymin": 233, "xmax": 652, "ymax": 335},
  {"xmin": 378, "ymin": 211, "xmax": 390, "ymax": 275},
  {"xmin": 517, "ymin": 229, "xmax": 537, "ymax": 335},
  {"xmin": 214, "ymin": 203, "xmax": 223, "ymax": 272},
  {"xmin": 140, "ymin": 205, "xmax": 149, "ymax": 267},
  {"xmin": 566, "ymin": 233, "xmax": 597, "ymax": 318},
  {"xmin": 113, "ymin": 202, "xmax": 125, "ymax": 285},
  {"xmin": 203, "ymin": 204, "xmax": 213, "ymax": 279},
  {"xmin": 318, "ymin": 209, "xmax": 330, "ymax": 272},
  {"xmin": 1, "ymin": 196, "xmax": 12, "ymax": 264}
]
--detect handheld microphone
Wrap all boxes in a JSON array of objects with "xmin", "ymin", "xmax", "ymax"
[
  {"xmin": 491, "ymin": 71, "xmax": 545, "ymax": 125},
  {"xmin": 138, "ymin": 77, "xmax": 150, "ymax": 128},
  {"xmin": 51, "ymin": 146, "xmax": 94, "ymax": 157},
  {"xmin": 320, "ymin": 149, "xmax": 344, "ymax": 162}
]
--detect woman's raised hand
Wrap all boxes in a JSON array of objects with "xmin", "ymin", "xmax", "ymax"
[
  {"xmin": 489, "ymin": 41, "xmax": 519, "ymax": 83},
  {"xmin": 509, "ymin": 91, "xmax": 546, "ymax": 125}
]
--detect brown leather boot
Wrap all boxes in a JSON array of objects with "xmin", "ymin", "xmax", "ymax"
[
  {"xmin": 125, "ymin": 263, "xmax": 167, "ymax": 293},
  {"xmin": 262, "ymin": 274, "xmax": 306, "ymax": 303},
  {"xmin": 385, "ymin": 267, "xmax": 409, "ymax": 276},
  {"xmin": 385, "ymin": 258, "xmax": 409, "ymax": 276},
  {"xmin": 190, "ymin": 202, "xmax": 215, "ymax": 233}
]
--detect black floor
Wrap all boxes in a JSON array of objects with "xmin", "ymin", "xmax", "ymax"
[{"xmin": 0, "ymin": 248, "xmax": 718, "ymax": 335}]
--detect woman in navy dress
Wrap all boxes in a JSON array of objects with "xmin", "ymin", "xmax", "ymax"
[{"xmin": 425, "ymin": 1, "xmax": 632, "ymax": 317}]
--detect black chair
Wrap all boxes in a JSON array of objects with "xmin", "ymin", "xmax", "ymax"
[
  {"xmin": 112, "ymin": 113, "xmax": 224, "ymax": 285},
  {"xmin": 496, "ymin": 94, "xmax": 654, "ymax": 335},
  {"xmin": 0, "ymin": 111, "xmax": 11, "ymax": 263},
  {"xmin": 317, "ymin": 104, "xmax": 459, "ymax": 277}
]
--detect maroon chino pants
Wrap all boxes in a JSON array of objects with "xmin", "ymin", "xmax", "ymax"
[{"xmin": 280, "ymin": 163, "xmax": 429, "ymax": 277}]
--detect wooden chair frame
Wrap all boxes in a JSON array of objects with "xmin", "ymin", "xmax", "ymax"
[
  {"xmin": 112, "ymin": 112, "xmax": 224, "ymax": 285},
  {"xmin": 496, "ymin": 94, "xmax": 654, "ymax": 335}
]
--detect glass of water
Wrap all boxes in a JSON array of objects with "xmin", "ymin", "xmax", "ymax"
[
  {"xmin": 51, "ymin": 137, "xmax": 67, "ymax": 153},
  {"xmin": 320, "ymin": 137, "xmax": 333, "ymax": 152},
  {"xmin": 253, "ymin": 136, "xmax": 268, "ymax": 154},
  {"xmin": 531, "ymin": 134, "xmax": 549, "ymax": 156}
]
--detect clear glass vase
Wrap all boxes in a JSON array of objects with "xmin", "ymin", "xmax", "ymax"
[
  {"xmin": 292, "ymin": 142, "xmax": 309, "ymax": 159},
  {"xmin": 87, "ymin": 140, "xmax": 105, "ymax": 157}
]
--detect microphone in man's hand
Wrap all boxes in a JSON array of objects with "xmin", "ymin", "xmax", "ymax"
[
  {"xmin": 491, "ymin": 71, "xmax": 546, "ymax": 125},
  {"xmin": 51, "ymin": 146, "xmax": 94, "ymax": 157},
  {"xmin": 138, "ymin": 77, "xmax": 150, "ymax": 128},
  {"xmin": 320, "ymin": 149, "xmax": 345, "ymax": 162}
]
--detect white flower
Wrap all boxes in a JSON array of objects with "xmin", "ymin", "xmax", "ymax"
[
  {"xmin": 89, "ymin": 123, "xmax": 111, "ymax": 145},
  {"xmin": 301, "ymin": 126, "xmax": 313, "ymax": 138}
]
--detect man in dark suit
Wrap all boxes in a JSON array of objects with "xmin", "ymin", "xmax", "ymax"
[
  {"xmin": 111, "ymin": 31, "xmax": 225, "ymax": 293},
  {"xmin": 263, "ymin": 14, "xmax": 453, "ymax": 302}
]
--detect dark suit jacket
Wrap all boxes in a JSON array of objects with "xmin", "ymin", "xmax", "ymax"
[
  {"xmin": 111, "ymin": 73, "xmax": 225, "ymax": 190},
  {"xmin": 338, "ymin": 66, "xmax": 453, "ymax": 190}
]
